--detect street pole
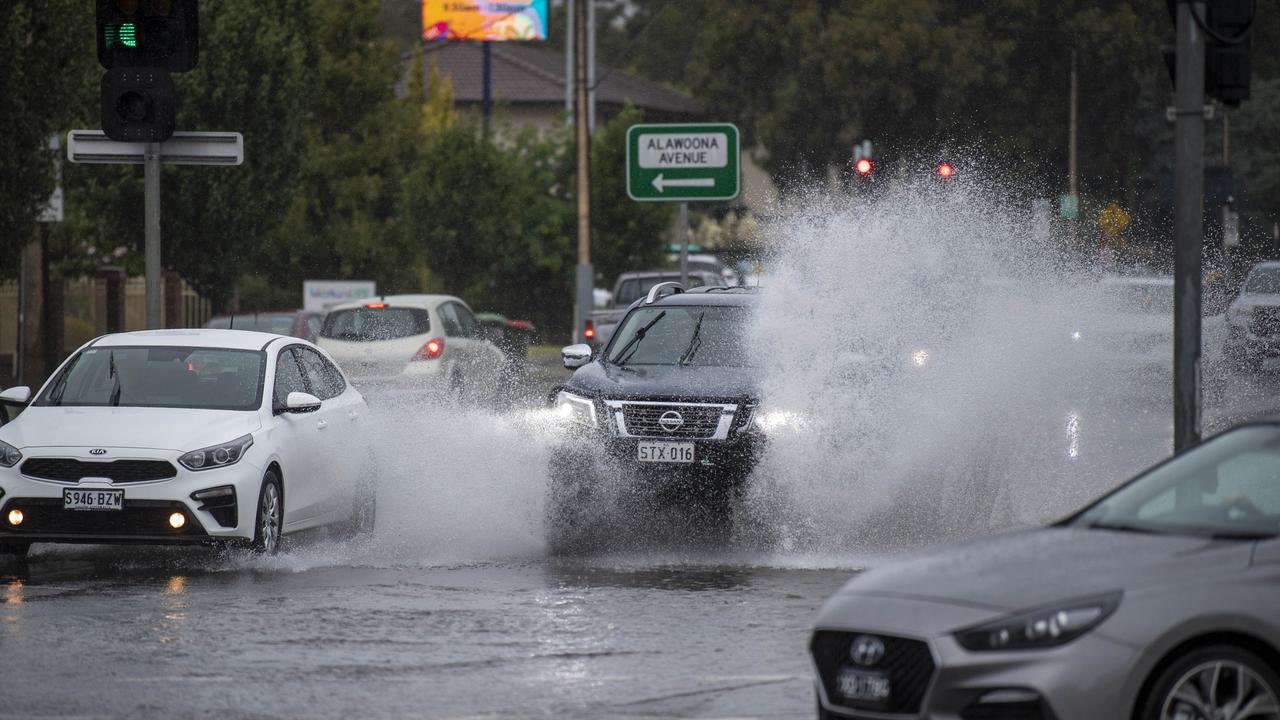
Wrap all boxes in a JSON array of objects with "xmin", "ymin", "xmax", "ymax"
[
  {"xmin": 482, "ymin": 41, "xmax": 492, "ymax": 138},
  {"xmin": 572, "ymin": 0, "xmax": 592, "ymax": 344},
  {"xmin": 1173, "ymin": 0, "xmax": 1206, "ymax": 452},
  {"xmin": 563, "ymin": 0, "xmax": 573, "ymax": 122},
  {"xmin": 678, "ymin": 202, "xmax": 689, "ymax": 287},
  {"xmin": 1068, "ymin": 50, "xmax": 1079, "ymax": 251},
  {"xmin": 586, "ymin": 0, "xmax": 596, "ymax": 132},
  {"xmin": 145, "ymin": 142, "xmax": 162, "ymax": 329}
]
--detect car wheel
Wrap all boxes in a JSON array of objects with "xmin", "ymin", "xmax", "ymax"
[
  {"xmin": 335, "ymin": 458, "xmax": 378, "ymax": 540},
  {"xmin": 251, "ymin": 472, "xmax": 283, "ymax": 555},
  {"xmin": 1142, "ymin": 644, "xmax": 1280, "ymax": 720},
  {"xmin": 0, "ymin": 542, "xmax": 30, "ymax": 559}
]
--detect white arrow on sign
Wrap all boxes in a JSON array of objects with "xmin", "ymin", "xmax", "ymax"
[{"xmin": 651, "ymin": 173, "xmax": 715, "ymax": 193}]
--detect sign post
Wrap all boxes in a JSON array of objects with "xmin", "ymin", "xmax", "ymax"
[
  {"xmin": 67, "ymin": 130, "xmax": 244, "ymax": 329},
  {"xmin": 627, "ymin": 123, "xmax": 740, "ymax": 288}
]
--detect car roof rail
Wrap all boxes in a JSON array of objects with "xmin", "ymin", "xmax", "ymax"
[{"xmin": 645, "ymin": 282, "xmax": 685, "ymax": 305}]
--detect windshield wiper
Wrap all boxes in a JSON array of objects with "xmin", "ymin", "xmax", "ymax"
[
  {"xmin": 613, "ymin": 311, "xmax": 666, "ymax": 367},
  {"xmin": 678, "ymin": 312, "xmax": 705, "ymax": 366},
  {"xmin": 1086, "ymin": 521, "xmax": 1163, "ymax": 535},
  {"xmin": 1207, "ymin": 530, "xmax": 1278, "ymax": 541}
]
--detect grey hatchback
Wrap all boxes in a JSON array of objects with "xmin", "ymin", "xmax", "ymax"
[{"xmin": 812, "ymin": 421, "xmax": 1280, "ymax": 720}]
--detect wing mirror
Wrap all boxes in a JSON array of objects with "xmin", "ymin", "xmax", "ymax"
[
  {"xmin": 562, "ymin": 344, "xmax": 593, "ymax": 369},
  {"xmin": 0, "ymin": 386, "xmax": 31, "ymax": 406},
  {"xmin": 283, "ymin": 391, "xmax": 322, "ymax": 414}
]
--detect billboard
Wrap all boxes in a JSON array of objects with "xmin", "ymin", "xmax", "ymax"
[
  {"xmin": 303, "ymin": 280, "xmax": 377, "ymax": 312},
  {"xmin": 421, "ymin": 1, "xmax": 548, "ymax": 42}
]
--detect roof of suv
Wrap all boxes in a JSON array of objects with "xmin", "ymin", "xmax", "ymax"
[{"xmin": 646, "ymin": 286, "xmax": 760, "ymax": 308}]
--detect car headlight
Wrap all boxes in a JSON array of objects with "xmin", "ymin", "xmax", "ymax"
[
  {"xmin": 751, "ymin": 409, "xmax": 807, "ymax": 432},
  {"xmin": 554, "ymin": 391, "xmax": 598, "ymax": 428},
  {"xmin": 954, "ymin": 591, "xmax": 1121, "ymax": 651},
  {"xmin": 0, "ymin": 439, "xmax": 21, "ymax": 468},
  {"xmin": 179, "ymin": 435, "xmax": 254, "ymax": 471}
]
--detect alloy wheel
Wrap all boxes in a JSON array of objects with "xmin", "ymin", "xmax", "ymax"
[
  {"xmin": 1162, "ymin": 660, "xmax": 1280, "ymax": 720},
  {"xmin": 258, "ymin": 481, "xmax": 281, "ymax": 555}
]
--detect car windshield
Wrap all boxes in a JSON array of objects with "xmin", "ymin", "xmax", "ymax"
[
  {"xmin": 34, "ymin": 346, "xmax": 265, "ymax": 411},
  {"xmin": 607, "ymin": 305, "xmax": 751, "ymax": 367},
  {"xmin": 1245, "ymin": 267, "xmax": 1280, "ymax": 294},
  {"xmin": 206, "ymin": 313, "xmax": 296, "ymax": 334},
  {"xmin": 1073, "ymin": 425, "xmax": 1280, "ymax": 539},
  {"xmin": 320, "ymin": 307, "xmax": 431, "ymax": 341}
]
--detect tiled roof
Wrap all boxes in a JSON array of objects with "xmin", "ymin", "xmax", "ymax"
[{"xmin": 407, "ymin": 42, "xmax": 702, "ymax": 116}]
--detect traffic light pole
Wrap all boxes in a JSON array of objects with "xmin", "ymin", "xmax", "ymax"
[
  {"xmin": 572, "ymin": 0, "xmax": 592, "ymax": 344},
  {"xmin": 1173, "ymin": 0, "xmax": 1206, "ymax": 453},
  {"xmin": 144, "ymin": 142, "xmax": 162, "ymax": 329}
]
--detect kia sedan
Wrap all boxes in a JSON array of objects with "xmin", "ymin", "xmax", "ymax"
[
  {"xmin": 0, "ymin": 329, "xmax": 376, "ymax": 558},
  {"xmin": 812, "ymin": 421, "xmax": 1280, "ymax": 720}
]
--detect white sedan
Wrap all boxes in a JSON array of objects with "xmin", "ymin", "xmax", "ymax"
[{"xmin": 0, "ymin": 329, "xmax": 375, "ymax": 558}]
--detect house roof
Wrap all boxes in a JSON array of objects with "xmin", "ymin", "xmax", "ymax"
[{"xmin": 407, "ymin": 42, "xmax": 702, "ymax": 117}]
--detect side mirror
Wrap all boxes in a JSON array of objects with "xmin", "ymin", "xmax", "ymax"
[
  {"xmin": 284, "ymin": 391, "xmax": 322, "ymax": 414},
  {"xmin": 562, "ymin": 344, "xmax": 593, "ymax": 369},
  {"xmin": 0, "ymin": 386, "xmax": 32, "ymax": 405}
]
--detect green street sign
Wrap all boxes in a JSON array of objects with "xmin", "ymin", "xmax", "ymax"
[{"xmin": 626, "ymin": 123, "xmax": 740, "ymax": 202}]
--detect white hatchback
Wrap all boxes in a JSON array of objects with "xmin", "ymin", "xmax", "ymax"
[
  {"xmin": 316, "ymin": 294, "xmax": 506, "ymax": 392},
  {"xmin": 0, "ymin": 329, "xmax": 375, "ymax": 558}
]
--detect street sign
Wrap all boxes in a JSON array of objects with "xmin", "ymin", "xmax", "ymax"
[
  {"xmin": 1058, "ymin": 192, "xmax": 1079, "ymax": 220},
  {"xmin": 66, "ymin": 130, "xmax": 244, "ymax": 165},
  {"xmin": 1097, "ymin": 202, "xmax": 1130, "ymax": 236},
  {"xmin": 38, "ymin": 135, "xmax": 64, "ymax": 223},
  {"xmin": 627, "ymin": 123, "xmax": 739, "ymax": 202},
  {"xmin": 303, "ymin": 280, "xmax": 378, "ymax": 312}
]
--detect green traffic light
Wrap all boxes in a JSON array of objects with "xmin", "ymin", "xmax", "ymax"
[{"xmin": 105, "ymin": 22, "xmax": 138, "ymax": 49}]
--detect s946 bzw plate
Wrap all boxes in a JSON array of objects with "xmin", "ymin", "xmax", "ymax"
[
  {"xmin": 636, "ymin": 441, "xmax": 695, "ymax": 463},
  {"xmin": 63, "ymin": 488, "xmax": 124, "ymax": 511}
]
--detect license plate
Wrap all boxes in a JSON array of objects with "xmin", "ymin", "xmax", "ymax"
[
  {"xmin": 837, "ymin": 669, "xmax": 891, "ymax": 703},
  {"xmin": 636, "ymin": 441, "xmax": 695, "ymax": 463},
  {"xmin": 63, "ymin": 488, "xmax": 124, "ymax": 512}
]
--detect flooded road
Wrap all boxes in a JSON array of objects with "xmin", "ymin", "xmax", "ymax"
[{"xmin": 0, "ymin": 551, "xmax": 848, "ymax": 719}]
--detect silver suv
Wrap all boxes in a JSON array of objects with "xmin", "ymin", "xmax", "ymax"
[{"xmin": 1225, "ymin": 261, "xmax": 1280, "ymax": 370}]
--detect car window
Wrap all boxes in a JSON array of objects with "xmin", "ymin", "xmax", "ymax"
[
  {"xmin": 452, "ymin": 303, "xmax": 476, "ymax": 337},
  {"xmin": 1245, "ymin": 267, "xmax": 1280, "ymax": 294},
  {"xmin": 438, "ymin": 302, "xmax": 463, "ymax": 337},
  {"xmin": 35, "ymin": 346, "xmax": 265, "ymax": 411},
  {"xmin": 296, "ymin": 347, "xmax": 345, "ymax": 400},
  {"xmin": 607, "ymin": 306, "xmax": 752, "ymax": 367},
  {"xmin": 305, "ymin": 315, "xmax": 323, "ymax": 339},
  {"xmin": 320, "ymin": 307, "xmax": 431, "ymax": 341},
  {"xmin": 273, "ymin": 348, "xmax": 308, "ymax": 408}
]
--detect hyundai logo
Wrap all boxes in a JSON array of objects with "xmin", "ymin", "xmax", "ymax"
[
  {"xmin": 658, "ymin": 411, "xmax": 684, "ymax": 432},
  {"xmin": 850, "ymin": 635, "xmax": 886, "ymax": 667},
  {"xmin": 88, "ymin": 449, "xmax": 108, "ymax": 456}
]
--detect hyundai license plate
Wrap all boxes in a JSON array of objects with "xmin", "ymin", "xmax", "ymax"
[
  {"xmin": 63, "ymin": 488, "xmax": 124, "ymax": 511},
  {"xmin": 636, "ymin": 441, "xmax": 695, "ymax": 463},
  {"xmin": 837, "ymin": 668, "xmax": 891, "ymax": 703}
]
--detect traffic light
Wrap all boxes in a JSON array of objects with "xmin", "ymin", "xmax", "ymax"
[
  {"xmin": 96, "ymin": 0, "xmax": 198, "ymax": 143},
  {"xmin": 854, "ymin": 158, "xmax": 873, "ymax": 177},
  {"xmin": 1163, "ymin": 0, "xmax": 1253, "ymax": 108}
]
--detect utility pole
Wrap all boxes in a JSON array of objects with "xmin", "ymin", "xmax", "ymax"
[
  {"xmin": 1067, "ymin": 50, "xmax": 1079, "ymax": 248},
  {"xmin": 144, "ymin": 142, "xmax": 162, "ymax": 329},
  {"xmin": 1173, "ymin": 1, "xmax": 1206, "ymax": 452},
  {"xmin": 572, "ymin": 0, "xmax": 592, "ymax": 344}
]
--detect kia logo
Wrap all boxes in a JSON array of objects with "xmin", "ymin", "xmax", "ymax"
[
  {"xmin": 658, "ymin": 411, "xmax": 684, "ymax": 432},
  {"xmin": 850, "ymin": 635, "xmax": 886, "ymax": 667},
  {"xmin": 89, "ymin": 449, "xmax": 108, "ymax": 456}
]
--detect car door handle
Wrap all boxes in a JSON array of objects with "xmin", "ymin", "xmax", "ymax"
[{"xmin": 317, "ymin": 419, "xmax": 328, "ymax": 430}]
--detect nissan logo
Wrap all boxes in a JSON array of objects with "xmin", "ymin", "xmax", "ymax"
[
  {"xmin": 850, "ymin": 635, "xmax": 886, "ymax": 667},
  {"xmin": 89, "ymin": 449, "xmax": 108, "ymax": 456},
  {"xmin": 658, "ymin": 411, "xmax": 684, "ymax": 432}
]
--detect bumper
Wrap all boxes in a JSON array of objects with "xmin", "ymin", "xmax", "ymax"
[
  {"xmin": 1226, "ymin": 323, "xmax": 1280, "ymax": 356},
  {"xmin": 813, "ymin": 600, "xmax": 1142, "ymax": 720},
  {"xmin": 0, "ymin": 449, "xmax": 268, "ymax": 546},
  {"xmin": 552, "ymin": 434, "xmax": 762, "ymax": 496}
]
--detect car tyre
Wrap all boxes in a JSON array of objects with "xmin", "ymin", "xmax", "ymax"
[
  {"xmin": 335, "ymin": 458, "xmax": 378, "ymax": 540},
  {"xmin": 1141, "ymin": 644, "xmax": 1280, "ymax": 720},
  {"xmin": 0, "ymin": 542, "xmax": 30, "ymax": 559},
  {"xmin": 251, "ymin": 471, "xmax": 283, "ymax": 556}
]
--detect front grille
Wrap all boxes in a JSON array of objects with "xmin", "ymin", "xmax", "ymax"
[
  {"xmin": 811, "ymin": 630, "xmax": 936, "ymax": 715},
  {"xmin": 1251, "ymin": 308, "xmax": 1280, "ymax": 336},
  {"xmin": 1, "ymin": 498, "xmax": 206, "ymax": 538},
  {"xmin": 21, "ymin": 458, "xmax": 178, "ymax": 484},
  {"xmin": 620, "ymin": 403, "xmax": 727, "ymax": 439}
]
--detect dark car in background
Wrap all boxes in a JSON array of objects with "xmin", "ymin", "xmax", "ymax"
[{"xmin": 205, "ymin": 310, "xmax": 324, "ymax": 342}]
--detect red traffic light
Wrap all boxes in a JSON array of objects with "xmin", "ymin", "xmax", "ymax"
[
  {"xmin": 855, "ymin": 159, "xmax": 873, "ymax": 176},
  {"xmin": 936, "ymin": 162, "xmax": 955, "ymax": 179}
]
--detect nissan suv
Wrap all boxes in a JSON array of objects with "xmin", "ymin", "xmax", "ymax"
[{"xmin": 547, "ymin": 284, "xmax": 761, "ymax": 552}]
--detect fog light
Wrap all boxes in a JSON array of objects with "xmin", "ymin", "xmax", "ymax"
[
  {"xmin": 168, "ymin": 512, "xmax": 186, "ymax": 529},
  {"xmin": 7, "ymin": 509, "xmax": 23, "ymax": 526}
]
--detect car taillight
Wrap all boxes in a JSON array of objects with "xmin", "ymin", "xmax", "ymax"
[
  {"xmin": 584, "ymin": 320, "xmax": 596, "ymax": 341},
  {"xmin": 413, "ymin": 337, "xmax": 445, "ymax": 361}
]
